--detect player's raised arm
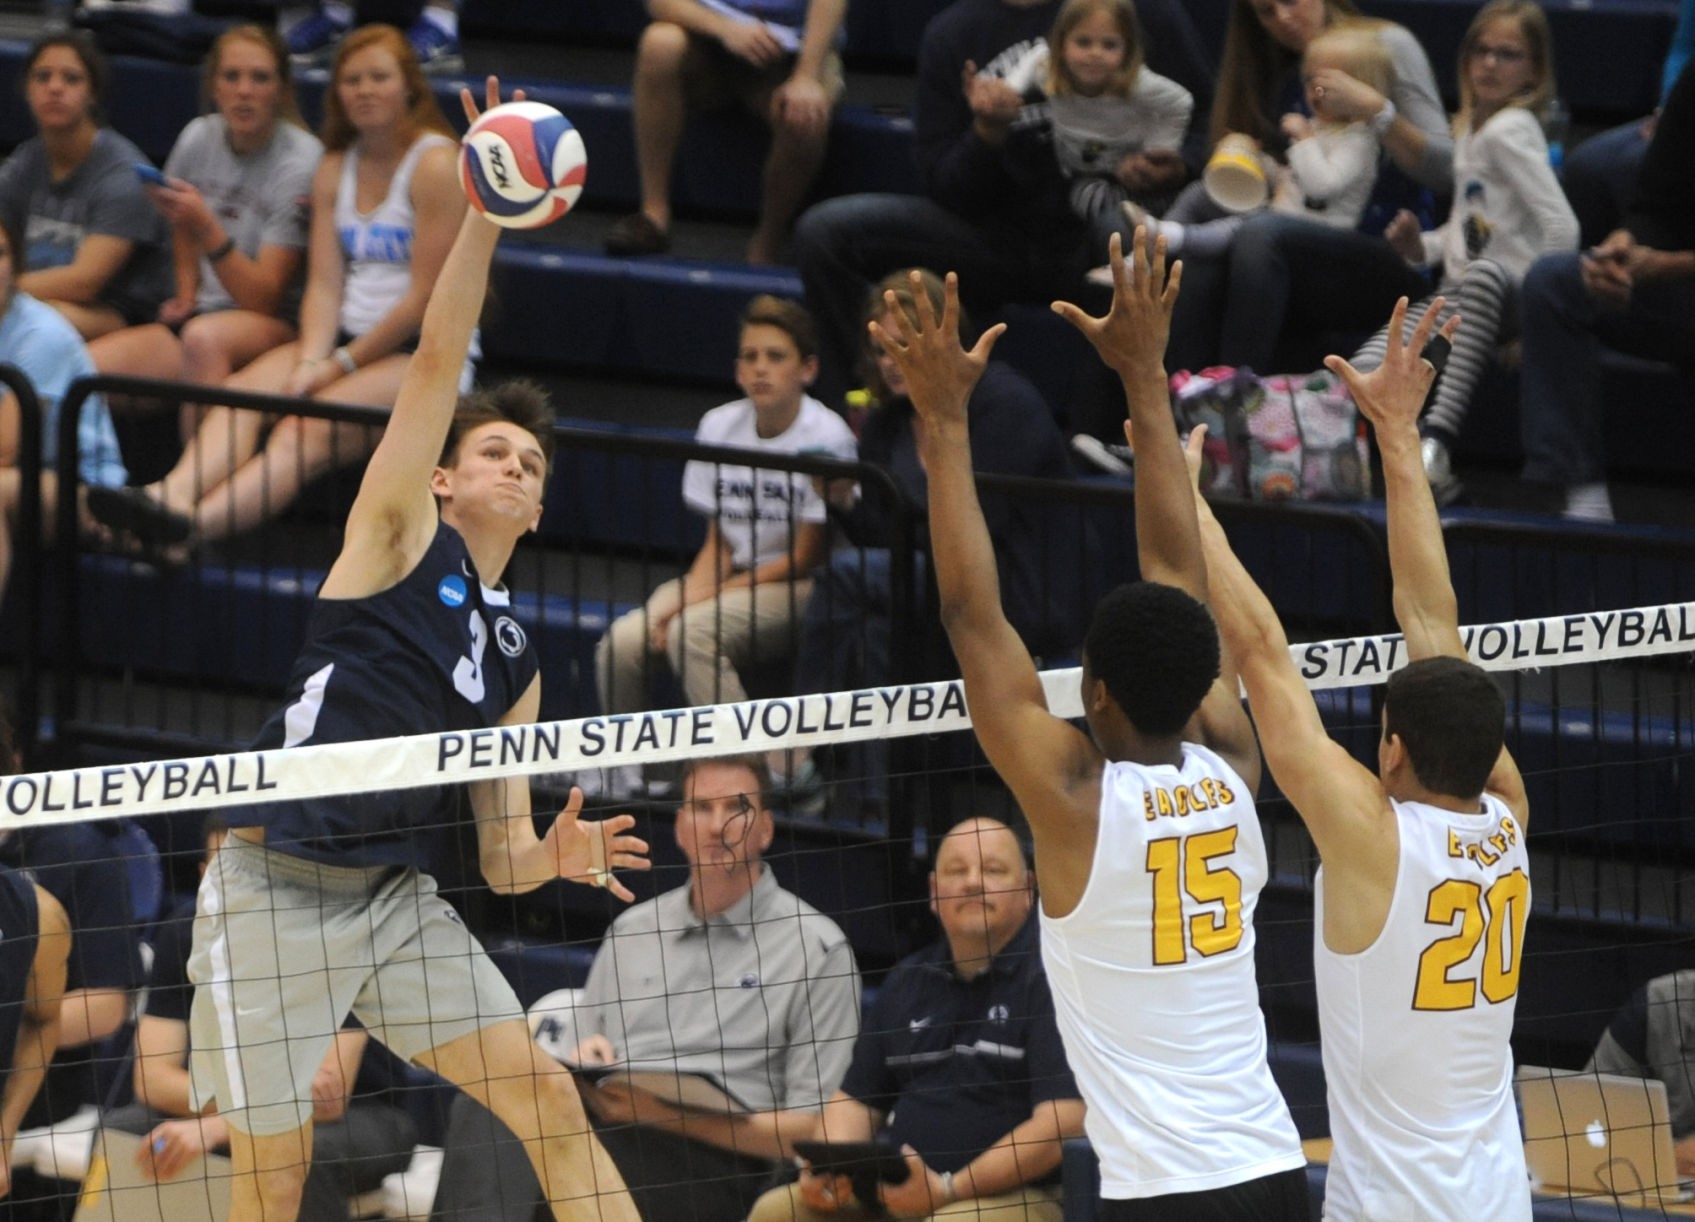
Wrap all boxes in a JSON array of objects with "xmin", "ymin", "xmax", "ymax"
[
  {"xmin": 335, "ymin": 78, "xmax": 512, "ymax": 578},
  {"xmin": 1054, "ymin": 230, "xmax": 1200, "ymax": 597},
  {"xmin": 875, "ymin": 275, "xmax": 1096, "ymax": 827},
  {"xmin": 1193, "ymin": 475, "xmax": 1385, "ymax": 864},
  {"xmin": 1325, "ymin": 298, "xmax": 1463, "ymax": 662},
  {"xmin": 1053, "ymin": 232, "xmax": 1259, "ymax": 790},
  {"xmin": 1326, "ymin": 299, "xmax": 1527, "ymax": 819}
]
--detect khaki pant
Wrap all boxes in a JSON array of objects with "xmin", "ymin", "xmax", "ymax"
[
  {"xmin": 596, "ymin": 576, "xmax": 812, "ymax": 712},
  {"xmin": 746, "ymin": 1180, "xmax": 1064, "ymax": 1222}
]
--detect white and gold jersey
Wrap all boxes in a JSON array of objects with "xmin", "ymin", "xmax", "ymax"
[{"xmin": 1316, "ymin": 794, "xmax": 1532, "ymax": 1221}]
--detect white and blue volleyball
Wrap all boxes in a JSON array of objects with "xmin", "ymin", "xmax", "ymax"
[{"xmin": 460, "ymin": 101, "xmax": 587, "ymax": 229}]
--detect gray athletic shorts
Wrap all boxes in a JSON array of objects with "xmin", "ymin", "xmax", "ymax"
[{"xmin": 187, "ymin": 836, "xmax": 523, "ymax": 1137}]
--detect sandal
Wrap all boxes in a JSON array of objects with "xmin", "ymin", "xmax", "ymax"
[
  {"xmin": 86, "ymin": 485, "xmax": 195, "ymax": 546},
  {"xmin": 604, "ymin": 212, "xmax": 671, "ymax": 257}
]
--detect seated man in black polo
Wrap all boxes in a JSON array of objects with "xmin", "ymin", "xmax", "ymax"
[{"xmin": 748, "ymin": 816, "xmax": 1084, "ymax": 1221}]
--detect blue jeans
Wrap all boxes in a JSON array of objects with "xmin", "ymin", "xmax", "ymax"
[
  {"xmin": 1216, "ymin": 212, "xmax": 1432, "ymax": 372},
  {"xmin": 1518, "ymin": 250, "xmax": 1695, "ymax": 486},
  {"xmin": 793, "ymin": 193, "xmax": 1094, "ymax": 405}
]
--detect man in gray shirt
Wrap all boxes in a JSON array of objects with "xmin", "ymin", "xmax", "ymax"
[
  {"xmin": 1587, "ymin": 969, "xmax": 1695, "ymax": 1178},
  {"xmin": 432, "ymin": 754, "xmax": 861, "ymax": 1222}
]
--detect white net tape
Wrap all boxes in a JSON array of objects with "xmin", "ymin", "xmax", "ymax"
[{"xmin": 7, "ymin": 601, "xmax": 1694, "ymax": 826}]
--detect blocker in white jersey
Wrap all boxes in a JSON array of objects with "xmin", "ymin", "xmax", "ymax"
[
  {"xmin": 1042, "ymin": 745, "xmax": 1305, "ymax": 1200},
  {"xmin": 1196, "ymin": 299, "xmax": 1532, "ymax": 1222},
  {"xmin": 882, "ymin": 237, "xmax": 1313, "ymax": 1219},
  {"xmin": 1316, "ymin": 794, "xmax": 1531, "ymax": 1221}
]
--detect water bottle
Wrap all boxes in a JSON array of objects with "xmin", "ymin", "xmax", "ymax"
[{"xmin": 1544, "ymin": 97, "xmax": 1570, "ymax": 173}]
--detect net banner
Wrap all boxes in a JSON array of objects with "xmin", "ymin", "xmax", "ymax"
[{"xmin": 7, "ymin": 601, "xmax": 1695, "ymax": 827}]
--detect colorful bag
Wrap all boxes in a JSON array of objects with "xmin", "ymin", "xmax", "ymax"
[{"xmin": 1169, "ymin": 365, "xmax": 1370, "ymax": 502}]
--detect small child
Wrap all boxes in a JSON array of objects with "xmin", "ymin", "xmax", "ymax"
[
  {"xmin": 1006, "ymin": 0, "xmax": 1193, "ymax": 249},
  {"xmin": 1350, "ymin": 0, "xmax": 1577, "ymax": 505},
  {"xmin": 1128, "ymin": 22, "xmax": 1392, "ymax": 259}
]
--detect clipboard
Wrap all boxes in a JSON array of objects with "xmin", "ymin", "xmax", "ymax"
[{"xmin": 571, "ymin": 1063, "xmax": 750, "ymax": 1114}]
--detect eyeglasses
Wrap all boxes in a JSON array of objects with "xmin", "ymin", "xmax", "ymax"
[{"xmin": 1470, "ymin": 43, "xmax": 1528, "ymax": 64}]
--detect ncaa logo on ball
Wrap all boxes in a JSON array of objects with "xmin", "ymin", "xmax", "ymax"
[{"xmin": 461, "ymin": 101, "xmax": 587, "ymax": 230}]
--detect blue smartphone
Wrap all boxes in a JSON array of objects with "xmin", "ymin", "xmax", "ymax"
[{"xmin": 133, "ymin": 163, "xmax": 168, "ymax": 187}]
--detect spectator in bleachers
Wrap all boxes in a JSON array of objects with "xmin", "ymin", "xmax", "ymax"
[
  {"xmin": 1585, "ymin": 969, "xmax": 1695, "ymax": 1178},
  {"xmin": 1161, "ymin": 0, "xmax": 1454, "ymax": 376},
  {"xmin": 0, "ymin": 712, "xmax": 145, "ymax": 1219},
  {"xmin": 431, "ymin": 755, "xmax": 861, "ymax": 1222},
  {"xmin": 86, "ymin": 26, "xmax": 323, "ymax": 444},
  {"xmin": 0, "ymin": 863, "xmax": 70, "ymax": 1204},
  {"xmin": 87, "ymin": 24, "xmax": 467, "ymax": 553},
  {"xmin": 793, "ymin": 0, "xmax": 1215, "ymax": 404},
  {"xmin": 0, "ymin": 32, "xmax": 172, "ymax": 343},
  {"xmin": 1559, "ymin": 0, "xmax": 1692, "ymax": 249},
  {"xmin": 1342, "ymin": 0, "xmax": 1577, "ymax": 507},
  {"xmin": 0, "ymin": 218, "xmax": 127, "ymax": 611},
  {"xmin": 283, "ymin": 0, "xmax": 464, "ymax": 75},
  {"xmin": 1126, "ymin": 21, "xmax": 1391, "ymax": 260},
  {"xmin": 788, "ymin": 268, "xmax": 1073, "ymax": 818},
  {"xmin": 1000, "ymin": 0, "xmax": 1195, "ymax": 252},
  {"xmin": 603, "ymin": 0, "xmax": 850, "ymax": 266},
  {"xmin": 747, "ymin": 816, "xmax": 1084, "ymax": 1222},
  {"xmin": 1518, "ymin": 61, "xmax": 1695, "ymax": 523},
  {"xmin": 102, "ymin": 816, "xmax": 416, "ymax": 1221},
  {"xmin": 594, "ymin": 296, "xmax": 855, "ymax": 799}
]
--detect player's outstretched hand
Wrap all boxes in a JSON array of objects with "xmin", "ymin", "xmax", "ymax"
[
  {"xmin": 1324, "ymin": 296, "xmax": 1458, "ymax": 442},
  {"xmin": 459, "ymin": 74, "xmax": 527, "ymax": 127},
  {"xmin": 869, "ymin": 270, "xmax": 1002, "ymax": 428},
  {"xmin": 547, "ymin": 787, "xmax": 650, "ymax": 902},
  {"xmin": 1054, "ymin": 228, "xmax": 1181, "ymax": 378}
]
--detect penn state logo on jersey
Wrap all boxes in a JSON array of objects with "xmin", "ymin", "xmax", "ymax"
[{"xmin": 494, "ymin": 616, "xmax": 527, "ymax": 658}]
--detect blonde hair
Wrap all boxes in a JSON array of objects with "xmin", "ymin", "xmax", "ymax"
[
  {"xmin": 202, "ymin": 25, "xmax": 304, "ymax": 129},
  {"xmin": 1046, "ymin": 0, "xmax": 1144, "ymax": 98},
  {"xmin": 1454, "ymin": 0, "xmax": 1555, "ymax": 134},
  {"xmin": 1304, "ymin": 21, "xmax": 1395, "ymax": 102}
]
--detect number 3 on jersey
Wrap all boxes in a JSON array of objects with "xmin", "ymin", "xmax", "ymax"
[
  {"xmin": 453, "ymin": 610, "xmax": 488, "ymax": 702},
  {"xmin": 1412, "ymin": 870, "xmax": 1530, "ymax": 1010},
  {"xmin": 1146, "ymin": 829, "xmax": 1245, "ymax": 965}
]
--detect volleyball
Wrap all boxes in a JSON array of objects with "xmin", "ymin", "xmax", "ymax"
[{"xmin": 460, "ymin": 101, "xmax": 587, "ymax": 229}]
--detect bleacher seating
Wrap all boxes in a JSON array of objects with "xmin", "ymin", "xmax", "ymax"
[{"xmin": 2, "ymin": 16, "xmax": 1691, "ymax": 1217}]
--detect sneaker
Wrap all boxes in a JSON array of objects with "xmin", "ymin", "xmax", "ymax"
[
  {"xmin": 406, "ymin": 16, "xmax": 465, "ymax": 75},
  {"xmin": 1420, "ymin": 435, "xmax": 1462, "ymax": 507},
  {"xmin": 604, "ymin": 212, "xmax": 671, "ymax": 257},
  {"xmin": 1071, "ymin": 433, "xmax": 1134, "ymax": 478},
  {"xmin": 285, "ymin": 8, "xmax": 352, "ymax": 64}
]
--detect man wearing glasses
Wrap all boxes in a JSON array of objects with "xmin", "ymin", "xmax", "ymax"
[{"xmin": 432, "ymin": 754, "xmax": 862, "ymax": 1222}]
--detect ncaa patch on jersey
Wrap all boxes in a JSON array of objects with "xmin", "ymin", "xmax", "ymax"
[
  {"xmin": 438, "ymin": 575, "xmax": 468, "ymax": 607},
  {"xmin": 495, "ymin": 616, "xmax": 527, "ymax": 658}
]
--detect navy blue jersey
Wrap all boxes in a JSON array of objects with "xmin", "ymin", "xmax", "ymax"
[
  {"xmin": 239, "ymin": 521, "xmax": 540, "ymax": 868},
  {"xmin": 0, "ymin": 862, "xmax": 41, "ymax": 1079}
]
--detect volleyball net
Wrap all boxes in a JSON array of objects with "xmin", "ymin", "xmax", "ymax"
[{"xmin": 3, "ymin": 601, "xmax": 1693, "ymax": 1219}]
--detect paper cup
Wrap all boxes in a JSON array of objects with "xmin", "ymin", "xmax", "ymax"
[{"xmin": 1204, "ymin": 134, "xmax": 1269, "ymax": 213}]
